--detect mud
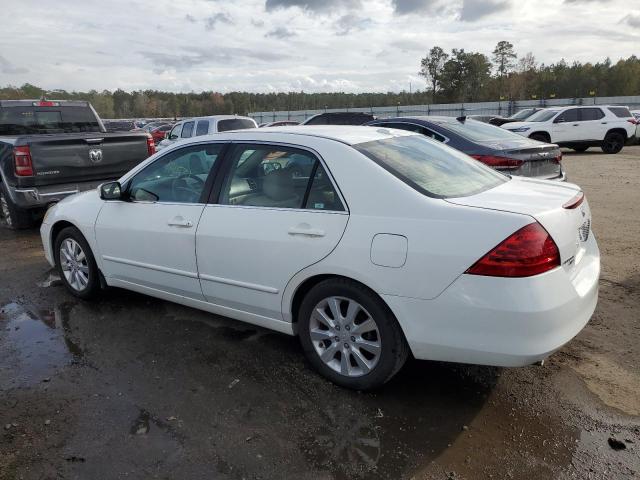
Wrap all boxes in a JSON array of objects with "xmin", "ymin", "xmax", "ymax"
[{"xmin": 1, "ymin": 146, "xmax": 639, "ymax": 479}]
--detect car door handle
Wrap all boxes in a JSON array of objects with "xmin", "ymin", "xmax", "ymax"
[
  {"xmin": 601, "ymin": 122, "xmax": 608, "ymax": 124},
  {"xmin": 288, "ymin": 225, "xmax": 325, "ymax": 237},
  {"xmin": 572, "ymin": 124, "xmax": 580, "ymax": 126},
  {"xmin": 168, "ymin": 216, "xmax": 193, "ymax": 228}
]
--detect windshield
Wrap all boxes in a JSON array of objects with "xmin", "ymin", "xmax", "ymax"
[
  {"xmin": 525, "ymin": 110, "xmax": 559, "ymax": 122},
  {"xmin": 509, "ymin": 109, "xmax": 534, "ymax": 120},
  {"xmin": 437, "ymin": 119, "xmax": 524, "ymax": 142},
  {"xmin": 217, "ymin": 119, "xmax": 256, "ymax": 132},
  {"xmin": 354, "ymin": 135, "xmax": 507, "ymax": 198},
  {"xmin": 0, "ymin": 106, "xmax": 102, "ymax": 135}
]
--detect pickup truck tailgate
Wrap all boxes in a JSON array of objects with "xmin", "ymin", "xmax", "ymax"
[{"xmin": 26, "ymin": 133, "xmax": 149, "ymax": 186}]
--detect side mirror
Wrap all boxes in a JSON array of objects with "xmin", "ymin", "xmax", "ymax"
[
  {"xmin": 100, "ymin": 181, "xmax": 123, "ymax": 200},
  {"xmin": 554, "ymin": 117, "xmax": 565, "ymax": 124}
]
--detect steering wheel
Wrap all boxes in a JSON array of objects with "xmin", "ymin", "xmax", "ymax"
[{"xmin": 171, "ymin": 174, "xmax": 205, "ymax": 202}]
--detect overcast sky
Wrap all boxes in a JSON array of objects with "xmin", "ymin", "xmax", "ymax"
[{"xmin": 0, "ymin": 0, "xmax": 638, "ymax": 94}]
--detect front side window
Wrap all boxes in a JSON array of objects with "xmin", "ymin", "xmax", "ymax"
[
  {"xmin": 181, "ymin": 121, "xmax": 195, "ymax": 138},
  {"xmin": 128, "ymin": 143, "xmax": 223, "ymax": 203},
  {"xmin": 556, "ymin": 109, "xmax": 579, "ymax": 123},
  {"xmin": 219, "ymin": 144, "xmax": 342, "ymax": 210},
  {"xmin": 354, "ymin": 135, "xmax": 506, "ymax": 199},
  {"xmin": 168, "ymin": 123, "xmax": 182, "ymax": 140},
  {"xmin": 195, "ymin": 120, "xmax": 209, "ymax": 136},
  {"xmin": 580, "ymin": 108, "xmax": 605, "ymax": 121}
]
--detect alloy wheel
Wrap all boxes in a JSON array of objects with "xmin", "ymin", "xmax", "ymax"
[
  {"xmin": 309, "ymin": 296, "xmax": 381, "ymax": 377},
  {"xmin": 60, "ymin": 238, "xmax": 90, "ymax": 291},
  {"xmin": 0, "ymin": 193, "xmax": 12, "ymax": 227}
]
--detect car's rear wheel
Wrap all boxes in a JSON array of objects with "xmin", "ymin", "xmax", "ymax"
[
  {"xmin": 0, "ymin": 183, "xmax": 33, "ymax": 230},
  {"xmin": 54, "ymin": 226, "xmax": 101, "ymax": 299},
  {"xmin": 601, "ymin": 132, "xmax": 625, "ymax": 154},
  {"xmin": 571, "ymin": 146, "xmax": 589, "ymax": 153},
  {"xmin": 298, "ymin": 278, "xmax": 409, "ymax": 390}
]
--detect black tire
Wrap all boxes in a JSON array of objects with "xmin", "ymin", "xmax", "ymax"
[
  {"xmin": 298, "ymin": 278, "xmax": 409, "ymax": 390},
  {"xmin": 571, "ymin": 146, "xmax": 589, "ymax": 153},
  {"xmin": 601, "ymin": 132, "xmax": 625, "ymax": 154},
  {"xmin": 54, "ymin": 226, "xmax": 101, "ymax": 300},
  {"xmin": 0, "ymin": 183, "xmax": 34, "ymax": 230},
  {"xmin": 529, "ymin": 132, "xmax": 550, "ymax": 143}
]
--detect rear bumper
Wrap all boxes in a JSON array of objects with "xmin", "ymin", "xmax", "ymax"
[
  {"xmin": 10, "ymin": 180, "xmax": 111, "ymax": 209},
  {"xmin": 384, "ymin": 234, "xmax": 599, "ymax": 367}
]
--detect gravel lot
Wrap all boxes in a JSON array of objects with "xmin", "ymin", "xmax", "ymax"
[{"xmin": 1, "ymin": 145, "xmax": 639, "ymax": 480}]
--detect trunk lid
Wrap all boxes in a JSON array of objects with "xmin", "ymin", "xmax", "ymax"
[
  {"xmin": 474, "ymin": 138, "xmax": 562, "ymax": 179},
  {"xmin": 447, "ymin": 177, "xmax": 592, "ymax": 277},
  {"xmin": 18, "ymin": 132, "xmax": 149, "ymax": 187}
]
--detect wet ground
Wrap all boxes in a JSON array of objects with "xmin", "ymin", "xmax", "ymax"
[{"xmin": 1, "ymin": 146, "xmax": 639, "ymax": 480}]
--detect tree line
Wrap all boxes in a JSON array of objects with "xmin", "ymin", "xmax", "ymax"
[{"xmin": 0, "ymin": 47, "xmax": 638, "ymax": 119}]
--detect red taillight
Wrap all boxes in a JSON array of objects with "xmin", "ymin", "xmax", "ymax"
[
  {"xmin": 627, "ymin": 119, "xmax": 639, "ymax": 125},
  {"xmin": 555, "ymin": 152, "xmax": 563, "ymax": 163},
  {"xmin": 465, "ymin": 222, "xmax": 560, "ymax": 277},
  {"xmin": 13, "ymin": 146, "xmax": 34, "ymax": 176},
  {"xmin": 146, "ymin": 134, "xmax": 156, "ymax": 156},
  {"xmin": 562, "ymin": 192, "xmax": 584, "ymax": 209},
  {"xmin": 470, "ymin": 154, "xmax": 524, "ymax": 170}
]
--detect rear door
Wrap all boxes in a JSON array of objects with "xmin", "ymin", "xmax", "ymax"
[
  {"xmin": 95, "ymin": 142, "xmax": 225, "ymax": 300},
  {"xmin": 196, "ymin": 143, "xmax": 349, "ymax": 321},
  {"xmin": 579, "ymin": 107, "xmax": 606, "ymax": 140}
]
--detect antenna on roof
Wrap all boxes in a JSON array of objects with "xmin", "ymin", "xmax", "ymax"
[{"xmin": 456, "ymin": 115, "xmax": 466, "ymax": 123}]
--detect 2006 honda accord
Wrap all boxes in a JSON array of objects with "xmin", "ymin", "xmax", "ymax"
[{"xmin": 40, "ymin": 126, "xmax": 600, "ymax": 390}]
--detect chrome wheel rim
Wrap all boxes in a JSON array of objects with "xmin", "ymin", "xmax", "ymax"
[
  {"xmin": 60, "ymin": 238, "xmax": 89, "ymax": 291},
  {"xmin": 0, "ymin": 194, "xmax": 11, "ymax": 226},
  {"xmin": 309, "ymin": 296, "xmax": 381, "ymax": 377}
]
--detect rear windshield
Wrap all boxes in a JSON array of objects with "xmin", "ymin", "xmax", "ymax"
[
  {"xmin": 0, "ymin": 106, "xmax": 102, "ymax": 135},
  {"xmin": 354, "ymin": 135, "xmax": 507, "ymax": 198},
  {"xmin": 437, "ymin": 119, "xmax": 523, "ymax": 142},
  {"xmin": 608, "ymin": 107, "xmax": 632, "ymax": 118},
  {"xmin": 217, "ymin": 119, "xmax": 256, "ymax": 132}
]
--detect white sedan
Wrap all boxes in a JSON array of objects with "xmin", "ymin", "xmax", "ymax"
[{"xmin": 40, "ymin": 126, "xmax": 600, "ymax": 390}]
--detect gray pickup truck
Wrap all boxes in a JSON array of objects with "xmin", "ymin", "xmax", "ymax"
[{"xmin": 0, "ymin": 99, "xmax": 154, "ymax": 229}]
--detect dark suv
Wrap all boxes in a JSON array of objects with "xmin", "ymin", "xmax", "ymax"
[{"xmin": 302, "ymin": 112, "xmax": 375, "ymax": 126}]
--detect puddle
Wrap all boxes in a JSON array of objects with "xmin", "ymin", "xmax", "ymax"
[
  {"xmin": 37, "ymin": 269, "xmax": 62, "ymax": 288},
  {"xmin": 0, "ymin": 302, "xmax": 83, "ymax": 387},
  {"xmin": 298, "ymin": 362, "xmax": 578, "ymax": 479}
]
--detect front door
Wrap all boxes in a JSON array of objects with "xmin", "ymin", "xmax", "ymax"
[
  {"xmin": 551, "ymin": 108, "xmax": 581, "ymax": 143},
  {"xmin": 196, "ymin": 143, "xmax": 349, "ymax": 321},
  {"xmin": 95, "ymin": 142, "xmax": 225, "ymax": 299}
]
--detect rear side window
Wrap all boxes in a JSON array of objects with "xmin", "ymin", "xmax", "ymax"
[
  {"xmin": 580, "ymin": 108, "xmax": 604, "ymax": 121},
  {"xmin": 0, "ymin": 105, "xmax": 101, "ymax": 135},
  {"xmin": 195, "ymin": 120, "xmax": 209, "ymax": 136},
  {"xmin": 217, "ymin": 119, "xmax": 256, "ymax": 132},
  {"xmin": 354, "ymin": 135, "xmax": 507, "ymax": 199},
  {"xmin": 608, "ymin": 107, "xmax": 632, "ymax": 118},
  {"xmin": 181, "ymin": 121, "xmax": 195, "ymax": 138}
]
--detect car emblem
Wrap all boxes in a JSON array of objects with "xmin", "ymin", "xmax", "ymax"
[
  {"xmin": 89, "ymin": 148, "xmax": 103, "ymax": 163},
  {"xmin": 538, "ymin": 151, "xmax": 549, "ymax": 158}
]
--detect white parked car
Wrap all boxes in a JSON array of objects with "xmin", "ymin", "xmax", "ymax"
[
  {"xmin": 40, "ymin": 126, "xmax": 599, "ymax": 389},
  {"xmin": 502, "ymin": 105, "xmax": 637, "ymax": 153},
  {"xmin": 156, "ymin": 115, "xmax": 257, "ymax": 151}
]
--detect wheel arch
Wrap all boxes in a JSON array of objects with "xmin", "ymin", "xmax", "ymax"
[
  {"xmin": 605, "ymin": 128, "xmax": 628, "ymax": 140},
  {"xmin": 528, "ymin": 131, "xmax": 551, "ymax": 142},
  {"xmin": 50, "ymin": 220, "xmax": 78, "ymax": 263}
]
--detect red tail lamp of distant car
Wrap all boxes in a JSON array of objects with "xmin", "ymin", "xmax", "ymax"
[
  {"xmin": 466, "ymin": 222, "xmax": 560, "ymax": 277},
  {"xmin": 470, "ymin": 154, "xmax": 524, "ymax": 170},
  {"xmin": 146, "ymin": 134, "xmax": 156, "ymax": 156},
  {"xmin": 13, "ymin": 146, "xmax": 34, "ymax": 176}
]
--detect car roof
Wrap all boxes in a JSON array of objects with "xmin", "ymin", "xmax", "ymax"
[
  {"xmin": 178, "ymin": 115, "xmax": 256, "ymax": 123},
  {"xmin": 171, "ymin": 125, "xmax": 413, "ymax": 148}
]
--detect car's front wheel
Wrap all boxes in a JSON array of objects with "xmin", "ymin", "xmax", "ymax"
[
  {"xmin": 54, "ymin": 226, "xmax": 101, "ymax": 299},
  {"xmin": 298, "ymin": 278, "xmax": 409, "ymax": 390},
  {"xmin": 601, "ymin": 132, "xmax": 625, "ymax": 154}
]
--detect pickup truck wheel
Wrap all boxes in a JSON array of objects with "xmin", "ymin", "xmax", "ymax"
[
  {"xmin": 54, "ymin": 226, "xmax": 101, "ymax": 299},
  {"xmin": 601, "ymin": 132, "xmax": 625, "ymax": 154},
  {"xmin": 0, "ymin": 183, "xmax": 33, "ymax": 230}
]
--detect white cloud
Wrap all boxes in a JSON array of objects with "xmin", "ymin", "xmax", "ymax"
[{"xmin": 0, "ymin": 0, "xmax": 637, "ymax": 93}]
